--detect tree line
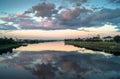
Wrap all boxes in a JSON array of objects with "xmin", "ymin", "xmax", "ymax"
[
  {"xmin": 65, "ymin": 35, "xmax": 120, "ymax": 43},
  {"xmin": 0, "ymin": 37, "xmax": 17, "ymax": 44},
  {"xmin": 0, "ymin": 37, "xmax": 60, "ymax": 45}
]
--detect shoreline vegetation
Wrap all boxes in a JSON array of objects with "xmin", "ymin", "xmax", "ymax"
[
  {"xmin": 0, "ymin": 44, "xmax": 20, "ymax": 54},
  {"xmin": 64, "ymin": 35, "xmax": 120, "ymax": 56},
  {"xmin": 0, "ymin": 37, "xmax": 20, "ymax": 54},
  {"xmin": 0, "ymin": 37, "xmax": 60, "ymax": 54},
  {"xmin": 65, "ymin": 41, "xmax": 120, "ymax": 56},
  {"xmin": 0, "ymin": 35, "xmax": 120, "ymax": 55}
]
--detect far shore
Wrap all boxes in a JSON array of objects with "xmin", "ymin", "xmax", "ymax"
[
  {"xmin": 0, "ymin": 40, "xmax": 61, "ymax": 54},
  {"xmin": 65, "ymin": 41, "xmax": 120, "ymax": 56}
]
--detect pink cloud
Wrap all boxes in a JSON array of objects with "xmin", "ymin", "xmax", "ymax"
[{"xmin": 61, "ymin": 8, "xmax": 80, "ymax": 21}]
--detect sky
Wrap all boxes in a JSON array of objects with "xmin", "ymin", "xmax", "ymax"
[{"xmin": 0, "ymin": 0, "xmax": 120, "ymax": 39}]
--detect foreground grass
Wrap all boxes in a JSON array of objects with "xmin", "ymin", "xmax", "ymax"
[{"xmin": 65, "ymin": 41, "xmax": 120, "ymax": 56}]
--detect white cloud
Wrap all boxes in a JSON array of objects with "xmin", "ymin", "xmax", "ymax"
[{"xmin": 6, "ymin": 22, "xmax": 21, "ymax": 30}]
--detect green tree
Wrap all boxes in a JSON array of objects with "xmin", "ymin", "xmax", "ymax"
[{"xmin": 114, "ymin": 35, "xmax": 120, "ymax": 43}]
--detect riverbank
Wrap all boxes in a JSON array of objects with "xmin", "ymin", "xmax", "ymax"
[
  {"xmin": 0, "ymin": 44, "xmax": 20, "ymax": 54},
  {"xmin": 65, "ymin": 41, "xmax": 120, "ymax": 56}
]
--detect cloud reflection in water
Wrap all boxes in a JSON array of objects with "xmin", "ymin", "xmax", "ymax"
[{"xmin": 0, "ymin": 50, "xmax": 120, "ymax": 79}]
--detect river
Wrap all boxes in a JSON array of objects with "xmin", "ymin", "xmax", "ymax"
[{"xmin": 0, "ymin": 41, "xmax": 120, "ymax": 79}]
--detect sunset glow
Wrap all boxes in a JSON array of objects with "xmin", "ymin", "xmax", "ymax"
[{"xmin": 0, "ymin": 0, "xmax": 119, "ymax": 39}]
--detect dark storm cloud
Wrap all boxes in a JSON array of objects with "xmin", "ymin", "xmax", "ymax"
[{"xmin": 25, "ymin": 2, "xmax": 58, "ymax": 17}]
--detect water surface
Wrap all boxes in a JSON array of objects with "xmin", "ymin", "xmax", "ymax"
[{"xmin": 0, "ymin": 41, "xmax": 120, "ymax": 79}]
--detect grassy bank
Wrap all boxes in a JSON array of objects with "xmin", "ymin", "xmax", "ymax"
[
  {"xmin": 65, "ymin": 41, "xmax": 120, "ymax": 56},
  {"xmin": 0, "ymin": 44, "xmax": 20, "ymax": 54}
]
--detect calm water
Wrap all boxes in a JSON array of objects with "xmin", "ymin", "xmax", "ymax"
[{"xmin": 0, "ymin": 41, "xmax": 120, "ymax": 79}]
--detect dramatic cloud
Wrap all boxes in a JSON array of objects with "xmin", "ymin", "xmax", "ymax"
[
  {"xmin": 15, "ymin": 14, "xmax": 30, "ymax": 18},
  {"xmin": 0, "ymin": 23, "xmax": 19, "ymax": 30},
  {"xmin": 66, "ymin": 0, "xmax": 87, "ymax": 3},
  {"xmin": 0, "ymin": 15, "xmax": 33, "ymax": 30},
  {"xmin": 0, "ymin": 14, "xmax": 30, "ymax": 21},
  {"xmin": 109, "ymin": 0, "xmax": 120, "ymax": 4},
  {"xmin": 60, "ymin": 8, "xmax": 81, "ymax": 21},
  {"xmin": 0, "ymin": 15, "xmax": 63, "ymax": 30},
  {"xmin": 25, "ymin": 2, "xmax": 58, "ymax": 17},
  {"xmin": 19, "ymin": 17, "xmax": 63, "ymax": 30},
  {"xmin": 57, "ymin": 7, "xmax": 92, "ymax": 29},
  {"xmin": 80, "ymin": 8, "xmax": 120, "ymax": 27},
  {"xmin": 64, "ymin": 0, "xmax": 88, "ymax": 7},
  {"xmin": 0, "ymin": 17, "xmax": 9, "ymax": 22},
  {"xmin": 0, "ymin": 1, "xmax": 120, "ymax": 31},
  {"xmin": 1, "ymin": 7, "xmax": 120, "ymax": 30},
  {"xmin": 55, "ymin": 8, "xmax": 119, "ymax": 30},
  {"xmin": 24, "ymin": 9, "xmax": 34, "ymax": 14}
]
